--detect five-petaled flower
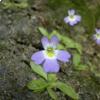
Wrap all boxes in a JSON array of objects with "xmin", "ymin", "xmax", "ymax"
[
  {"xmin": 93, "ymin": 28, "xmax": 100, "ymax": 45},
  {"xmin": 64, "ymin": 9, "xmax": 81, "ymax": 26},
  {"xmin": 31, "ymin": 36, "xmax": 71, "ymax": 73}
]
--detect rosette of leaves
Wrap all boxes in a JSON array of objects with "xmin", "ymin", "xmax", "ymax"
[{"xmin": 27, "ymin": 62, "xmax": 79, "ymax": 100}]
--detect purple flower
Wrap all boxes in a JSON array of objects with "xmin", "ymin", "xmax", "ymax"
[
  {"xmin": 31, "ymin": 36, "xmax": 71, "ymax": 73},
  {"xmin": 93, "ymin": 28, "xmax": 100, "ymax": 45},
  {"xmin": 64, "ymin": 9, "xmax": 81, "ymax": 26}
]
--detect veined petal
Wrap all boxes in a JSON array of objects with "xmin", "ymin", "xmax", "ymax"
[
  {"xmin": 43, "ymin": 59, "xmax": 60, "ymax": 73},
  {"xmin": 41, "ymin": 36, "xmax": 49, "ymax": 49},
  {"xmin": 31, "ymin": 51, "xmax": 45, "ymax": 64},
  {"xmin": 68, "ymin": 9, "xmax": 75, "ymax": 16},
  {"xmin": 57, "ymin": 50, "xmax": 71, "ymax": 62},
  {"xmin": 50, "ymin": 35, "xmax": 59, "ymax": 48}
]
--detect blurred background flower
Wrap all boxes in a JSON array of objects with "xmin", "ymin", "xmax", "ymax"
[
  {"xmin": 93, "ymin": 28, "xmax": 100, "ymax": 45},
  {"xmin": 64, "ymin": 9, "xmax": 81, "ymax": 26}
]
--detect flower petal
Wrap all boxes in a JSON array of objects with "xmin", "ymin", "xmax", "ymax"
[
  {"xmin": 57, "ymin": 50, "xmax": 71, "ymax": 62},
  {"xmin": 31, "ymin": 51, "xmax": 45, "ymax": 64},
  {"xmin": 64, "ymin": 17, "xmax": 69, "ymax": 23},
  {"xmin": 68, "ymin": 9, "xmax": 75, "ymax": 16},
  {"xmin": 51, "ymin": 35, "xmax": 59, "ymax": 44},
  {"xmin": 50, "ymin": 35, "xmax": 59, "ymax": 48},
  {"xmin": 41, "ymin": 36, "xmax": 49, "ymax": 49},
  {"xmin": 43, "ymin": 59, "xmax": 60, "ymax": 73},
  {"xmin": 96, "ymin": 39, "xmax": 100, "ymax": 45},
  {"xmin": 69, "ymin": 21, "xmax": 77, "ymax": 26},
  {"xmin": 75, "ymin": 15, "xmax": 81, "ymax": 22},
  {"xmin": 95, "ymin": 28, "xmax": 100, "ymax": 34}
]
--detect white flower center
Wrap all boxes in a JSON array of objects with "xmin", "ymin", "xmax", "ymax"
[
  {"xmin": 70, "ymin": 15, "xmax": 74, "ymax": 19},
  {"xmin": 69, "ymin": 15, "xmax": 75, "ymax": 21},
  {"xmin": 95, "ymin": 33, "xmax": 100, "ymax": 39},
  {"xmin": 43, "ymin": 46, "xmax": 57, "ymax": 59},
  {"xmin": 46, "ymin": 47, "xmax": 55, "ymax": 57}
]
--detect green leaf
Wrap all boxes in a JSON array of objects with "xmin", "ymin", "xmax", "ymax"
[
  {"xmin": 57, "ymin": 44, "xmax": 65, "ymax": 49},
  {"xmin": 38, "ymin": 27, "xmax": 49, "ymax": 37},
  {"xmin": 75, "ymin": 64, "xmax": 88, "ymax": 71},
  {"xmin": 72, "ymin": 53, "xmax": 89, "ymax": 71},
  {"xmin": 73, "ymin": 53, "xmax": 81, "ymax": 66},
  {"xmin": 27, "ymin": 79, "xmax": 48, "ymax": 92},
  {"xmin": 61, "ymin": 36, "xmax": 82, "ymax": 54},
  {"xmin": 47, "ymin": 88, "xmax": 58, "ymax": 100},
  {"xmin": 56, "ymin": 82, "xmax": 79, "ymax": 100},
  {"xmin": 30, "ymin": 62, "xmax": 47, "ymax": 80}
]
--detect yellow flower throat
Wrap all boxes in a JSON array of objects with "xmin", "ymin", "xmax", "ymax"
[
  {"xmin": 46, "ymin": 47, "xmax": 55, "ymax": 57},
  {"xmin": 96, "ymin": 34, "xmax": 100, "ymax": 39},
  {"xmin": 70, "ymin": 15, "xmax": 74, "ymax": 19}
]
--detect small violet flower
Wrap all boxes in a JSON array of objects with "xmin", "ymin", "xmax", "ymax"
[
  {"xmin": 31, "ymin": 36, "xmax": 71, "ymax": 73},
  {"xmin": 64, "ymin": 9, "xmax": 81, "ymax": 26},
  {"xmin": 93, "ymin": 28, "xmax": 100, "ymax": 45}
]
